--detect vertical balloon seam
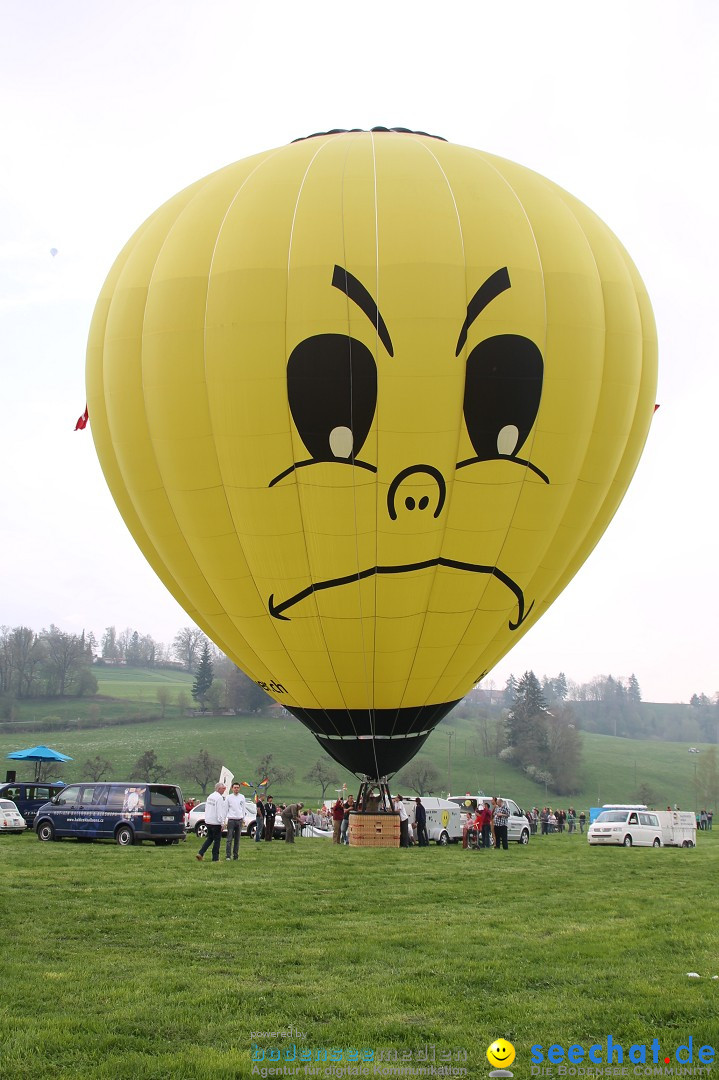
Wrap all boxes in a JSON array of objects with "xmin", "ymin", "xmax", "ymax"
[
  {"xmin": 134, "ymin": 171, "xmax": 275, "ymax": 687},
  {"xmin": 197, "ymin": 151, "xmax": 316, "ymax": 696},
  {"xmin": 138, "ymin": 179, "xmax": 257, "ymax": 666},
  {"xmin": 385, "ymin": 135, "xmax": 470, "ymax": 735},
  {"xmin": 361, "ymin": 130, "xmax": 383, "ymax": 779},
  {"xmin": 88, "ymin": 222, "xmax": 212, "ymax": 632},
  {"xmin": 521, "ymin": 193, "xmax": 637, "ymax": 626},
  {"xmin": 282, "ymin": 136, "xmax": 356, "ymax": 739},
  {"xmin": 101, "ymin": 199, "xmax": 226, "ymax": 647},
  {"xmin": 471, "ymin": 190, "xmax": 646, "ymax": 690},
  {"xmin": 436, "ymin": 150, "xmax": 552, "ymax": 709},
  {"xmin": 120, "ymin": 174, "xmax": 272, "ymax": 682},
  {"xmin": 536, "ymin": 232, "xmax": 653, "ymax": 618},
  {"xmin": 449, "ymin": 178, "xmax": 608, "ymax": 701}
]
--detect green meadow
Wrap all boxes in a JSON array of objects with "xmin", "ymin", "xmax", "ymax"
[{"xmin": 1, "ymin": 828, "xmax": 717, "ymax": 1080}]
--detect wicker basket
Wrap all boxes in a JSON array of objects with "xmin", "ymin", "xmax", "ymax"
[{"xmin": 348, "ymin": 811, "xmax": 400, "ymax": 847}]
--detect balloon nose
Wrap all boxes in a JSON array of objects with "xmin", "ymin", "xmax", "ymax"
[{"xmin": 387, "ymin": 465, "xmax": 447, "ymax": 521}]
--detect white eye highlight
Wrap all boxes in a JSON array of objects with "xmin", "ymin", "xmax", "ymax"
[
  {"xmin": 497, "ymin": 424, "xmax": 519, "ymax": 456},
  {"xmin": 329, "ymin": 426, "xmax": 353, "ymax": 458}
]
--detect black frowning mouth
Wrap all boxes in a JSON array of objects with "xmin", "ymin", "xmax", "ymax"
[{"xmin": 269, "ymin": 558, "xmax": 533, "ymax": 630}]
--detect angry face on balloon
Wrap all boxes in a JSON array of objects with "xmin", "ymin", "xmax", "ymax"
[
  {"xmin": 267, "ymin": 262, "xmax": 548, "ymax": 631},
  {"xmin": 247, "ymin": 243, "xmax": 559, "ymax": 776}
]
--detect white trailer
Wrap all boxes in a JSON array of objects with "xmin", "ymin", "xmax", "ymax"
[{"xmin": 656, "ymin": 810, "xmax": 697, "ymax": 847}]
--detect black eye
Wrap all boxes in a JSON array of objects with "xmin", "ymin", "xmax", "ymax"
[
  {"xmin": 463, "ymin": 334, "xmax": 543, "ymax": 461},
  {"xmin": 287, "ymin": 334, "xmax": 377, "ymax": 462}
]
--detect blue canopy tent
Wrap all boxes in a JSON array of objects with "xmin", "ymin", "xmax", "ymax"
[{"xmin": 7, "ymin": 745, "xmax": 72, "ymax": 782}]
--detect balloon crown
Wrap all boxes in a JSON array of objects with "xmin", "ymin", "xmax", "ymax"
[{"xmin": 292, "ymin": 126, "xmax": 447, "ymax": 143}]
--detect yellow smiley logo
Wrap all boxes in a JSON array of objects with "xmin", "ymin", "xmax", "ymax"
[{"xmin": 487, "ymin": 1040, "xmax": 516, "ymax": 1068}]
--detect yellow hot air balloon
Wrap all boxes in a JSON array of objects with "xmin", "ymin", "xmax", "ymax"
[{"xmin": 86, "ymin": 128, "xmax": 657, "ymax": 779}]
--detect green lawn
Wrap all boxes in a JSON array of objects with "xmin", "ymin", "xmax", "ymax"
[
  {"xmin": 1, "ymin": 829, "xmax": 717, "ymax": 1079},
  {"xmin": 93, "ymin": 666, "xmax": 195, "ymax": 701}
]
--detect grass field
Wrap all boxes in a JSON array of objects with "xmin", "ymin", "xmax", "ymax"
[{"xmin": 1, "ymin": 827, "xmax": 717, "ymax": 1080}]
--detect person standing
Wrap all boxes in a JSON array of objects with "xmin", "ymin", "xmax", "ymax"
[
  {"xmin": 281, "ymin": 802, "xmax": 304, "ymax": 843},
  {"xmin": 263, "ymin": 795, "xmax": 277, "ymax": 841},
  {"xmin": 479, "ymin": 801, "xmax": 493, "ymax": 849},
  {"xmin": 579, "ymin": 810, "xmax": 586, "ymax": 834},
  {"xmin": 493, "ymin": 797, "xmax": 510, "ymax": 851},
  {"xmin": 225, "ymin": 783, "xmax": 247, "ymax": 860},
  {"xmin": 394, "ymin": 795, "xmax": 410, "ymax": 848},
  {"xmin": 415, "ymin": 798, "xmax": 429, "ymax": 846},
  {"xmin": 254, "ymin": 794, "xmax": 265, "ymax": 842},
  {"xmin": 340, "ymin": 796, "xmax": 354, "ymax": 845},
  {"xmin": 332, "ymin": 797, "xmax": 344, "ymax": 844},
  {"xmin": 196, "ymin": 783, "xmax": 226, "ymax": 862}
]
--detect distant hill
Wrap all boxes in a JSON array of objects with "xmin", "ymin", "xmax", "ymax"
[{"xmin": 0, "ymin": 667, "xmax": 712, "ymax": 812}]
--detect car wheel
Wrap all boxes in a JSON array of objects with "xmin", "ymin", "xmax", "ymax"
[
  {"xmin": 519, "ymin": 828, "xmax": 530, "ymax": 845},
  {"xmin": 247, "ymin": 821, "xmax": 256, "ymax": 839},
  {"xmin": 115, "ymin": 825, "xmax": 135, "ymax": 847},
  {"xmin": 653, "ymin": 838, "xmax": 661, "ymax": 847},
  {"xmin": 37, "ymin": 821, "xmax": 55, "ymax": 842},
  {"xmin": 623, "ymin": 834, "xmax": 632, "ymax": 847},
  {"xmin": 195, "ymin": 822, "xmax": 208, "ymax": 839},
  {"xmin": 438, "ymin": 831, "xmax": 450, "ymax": 846}
]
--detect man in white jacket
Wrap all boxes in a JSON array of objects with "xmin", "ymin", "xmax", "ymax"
[
  {"xmin": 196, "ymin": 783, "xmax": 226, "ymax": 862},
  {"xmin": 225, "ymin": 783, "xmax": 247, "ymax": 860}
]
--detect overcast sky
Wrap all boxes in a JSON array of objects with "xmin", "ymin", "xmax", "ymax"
[{"xmin": 1, "ymin": 0, "xmax": 716, "ymax": 704}]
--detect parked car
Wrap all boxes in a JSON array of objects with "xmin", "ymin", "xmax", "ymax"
[
  {"xmin": 0, "ymin": 782, "xmax": 66, "ymax": 827},
  {"xmin": 34, "ymin": 782, "xmax": 186, "ymax": 846},
  {"xmin": 187, "ymin": 800, "xmax": 285, "ymax": 839},
  {"xmin": 0, "ymin": 799, "xmax": 27, "ymax": 834},
  {"xmin": 448, "ymin": 795, "xmax": 531, "ymax": 845}
]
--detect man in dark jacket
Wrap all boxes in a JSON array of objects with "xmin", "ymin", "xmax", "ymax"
[
  {"xmin": 254, "ymin": 795, "xmax": 264, "ymax": 842},
  {"xmin": 264, "ymin": 795, "xmax": 277, "ymax": 841},
  {"xmin": 415, "ymin": 798, "xmax": 429, "ymax": 846}
]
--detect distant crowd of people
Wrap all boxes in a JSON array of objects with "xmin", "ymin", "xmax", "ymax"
[{"xmin": 530, "ymin": 807, "xmax": 586, "ymax": 834}]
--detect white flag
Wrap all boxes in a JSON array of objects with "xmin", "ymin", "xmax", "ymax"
[{"xmin": 219, "ymin": 765, "xmax": 234, "ymax": 790}]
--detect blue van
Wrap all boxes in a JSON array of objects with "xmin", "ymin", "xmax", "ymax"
[
  {"xmin": 34, "ymin": 782, "xmax": 186, "ymax": 846},
  {"xmin": 0, "ymin": 782, "xmax": 66, "ymax": 827}
]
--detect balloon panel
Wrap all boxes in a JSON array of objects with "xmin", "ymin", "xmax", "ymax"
[{"xmin": 87, "ymin": 131, "xmax": 657, "ymax": 776}]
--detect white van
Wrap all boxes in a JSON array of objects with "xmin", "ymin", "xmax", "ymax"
[
  {"xmin": 656, "ymin": 810, "xmax": 696, "ymax": 848},
  {"xmin": 404, "ymin": 797, "xmax": 463, "ymax": 845},
  {"xmin": 587, "ymin": 808, "xmax": 663, "ymax": 847}
]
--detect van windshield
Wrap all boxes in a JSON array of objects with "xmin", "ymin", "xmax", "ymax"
[{"xmin": 596, "ymin": 811, "xmax": 629, "ymax": 823}]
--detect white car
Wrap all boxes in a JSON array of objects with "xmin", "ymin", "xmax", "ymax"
[
  {"xmin": 186, "ymin": 801, "xmax": 284, "ymax": 839},
  {"xmin": 0, "ymin": 799, "xmax": 27, "ymax": 834}
]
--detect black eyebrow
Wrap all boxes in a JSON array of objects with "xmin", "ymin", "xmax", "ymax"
[
  {"xmin": 331, "ymin": 265, "xmax": 394, "ymax": 357},
  {"xmin": 455, "ymin": 267, "xmax": 512, "ymax": 356}
]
